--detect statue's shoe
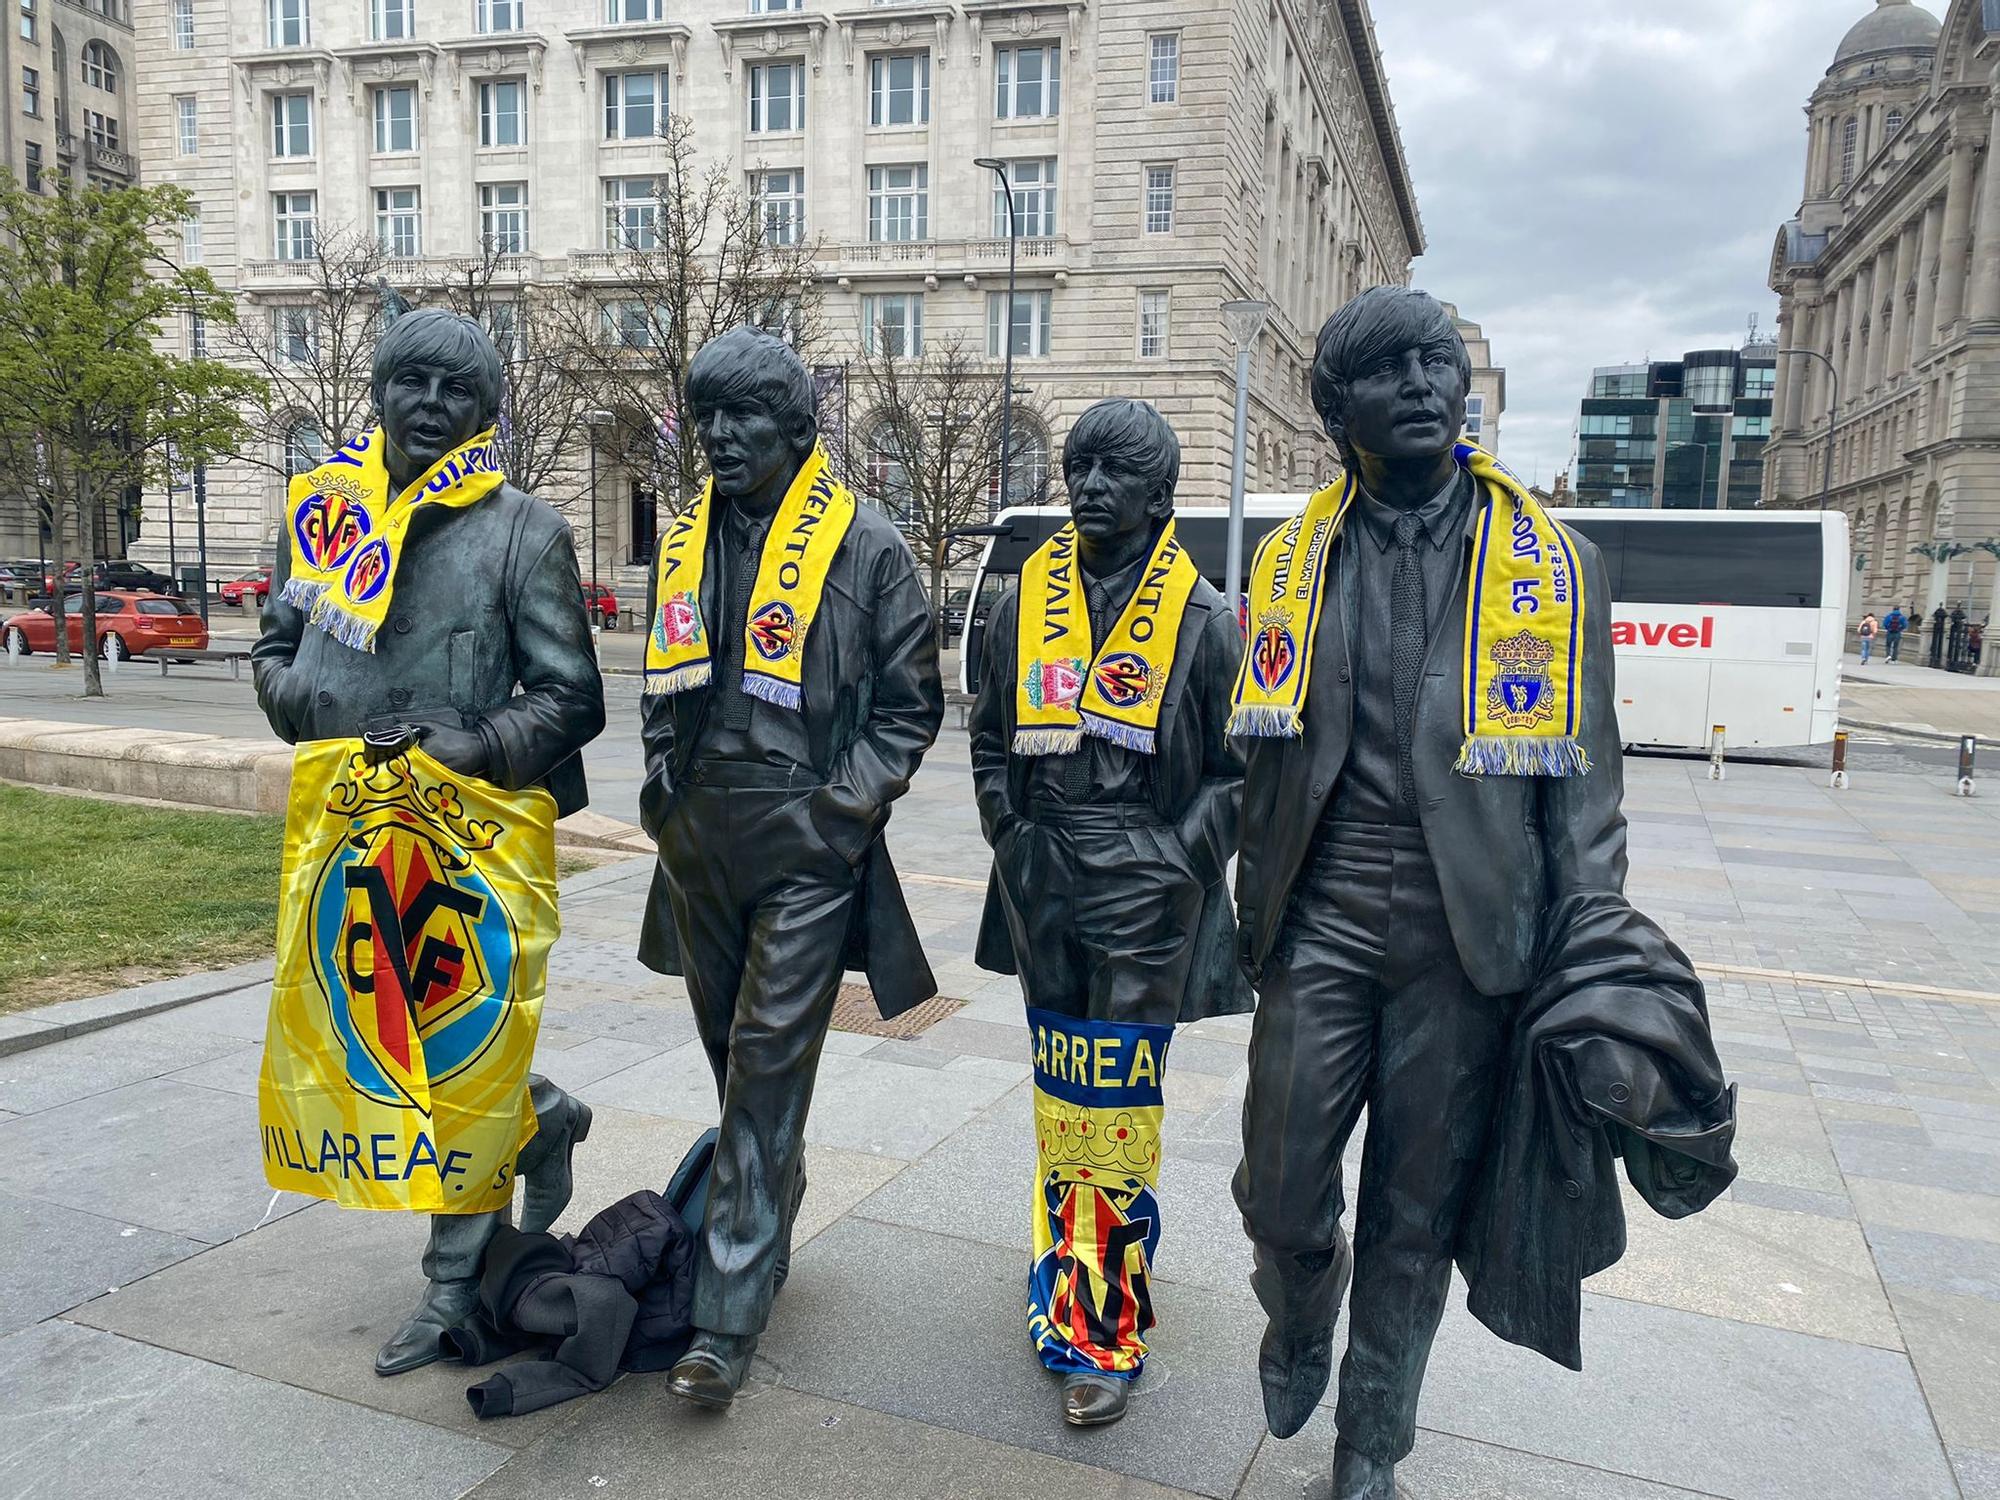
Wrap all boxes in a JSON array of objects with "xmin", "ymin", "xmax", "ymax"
[
  {"xmin": 1327, "ymin": 1438, "xmax": 1397, "ymax": 1499},
  {"xmin": 1060, "ymin": 1371, "xmax": 1130, "ymax": 1427},
  {"xmin": 375, "ymin": 1278, "xmax": 480, "ymax": 1377},
  {"xmin": 1258, "ymin": 1319, "xmax": 1333, "ymax": 1439},
  {"xmin": 667, "ymin": 1331, "xmax": 758, "ymax": 1410},
  {"xmin": 519, "ymin": 1098, "xmax": 592, "ymax": 1235}
]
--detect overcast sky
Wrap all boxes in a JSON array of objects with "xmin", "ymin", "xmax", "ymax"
[{"xmin": 1369, "ymin": 0, "xmax": 1882, "ymax": 487}]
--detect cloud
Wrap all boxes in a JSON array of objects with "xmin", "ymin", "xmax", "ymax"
[{"xmin": 1370, "ymin": 0, "xmax": 1875, "ymax": 486}]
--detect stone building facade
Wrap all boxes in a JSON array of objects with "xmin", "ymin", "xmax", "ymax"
[
  {"xmin": 1764, "ymin": 0, "xmax": 2000, "ymax": 648},
  {"xmin": 1443, "ymin": 300, "xmax": 1503, "ymax": 456},
  {"xmin": 130, "ymin": 0, "xmax": 1420, "ymax": 587}
]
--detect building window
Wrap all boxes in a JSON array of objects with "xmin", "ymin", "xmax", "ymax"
[
  {"xmin": 868, "ymin": 53, "xmax": 930, "ymax": 127},
  {"xmin": 867, "ymin": 163, "xmax": 928, "ymax": 242},
  {"xmin": 604, "ymin": 71, "xmax": 668, "ymax": 139},
  {"xmin": 83, "ymin": 110, "xmax": 119, "ymax": 150},
  {"xmin": 173, "ymin": 95, "xmax": 198, "ymax": 154},
  {"xmin": 860, "ymin": 293, "xmax": 922, "ymax": 356},
  {"xmin": 605, "ymin": 0, "xmax": 660, "ymax": 20},
  {"xmin": 268, "ymin": 0, "xmax": 309, "ymax": 46},
  {"xmin": 864, "ymin": 424, "xmax": 913, "ymax": 521},
  {"xmin": 23, "ymin": 141, "xmax": 41, "ymax": 192},
  {"xmin": 170, "ymin": 0, "xmax": 193, "ymax": 46},
  {"xmin": 1138, "ymin": 288, "xmax": 1168, "ymax": 357},
  {"xmin": 1143, "ymin": 165, "xmax": 1174, "ymax": 233},
  {"xmin": 601, "ymin": 299, "xmax": 658, "ymax": 347},
  {"xmin": 991, "ymin": 157, "xmax": 1056, "ymax": 237},
  {"xmin": 479, "ymin": 181, "xmax": 528, "ymax": 252},
  {"xmin": 986, "ymin": 289, "xmax": 1052, "ymax": 357},
  {"xmin": 1463, "ymin": 394, "xmax": 1485, "ymax": 445},
  {"xmin": 988, "ymin": 424, "xmax": 1050, "ymax": 508},
  {"xmin": 748, "ymin": 61, "xmax": 804, "ymax": 132},
  {"xmin": 284, "ymin": 421, "xmax": 324, "ymax": 477},
  {"xmin": 480, "ymin": 79, "xmax": 524, "ymax": 145},
  {"xmin": 181, "ymin": 211, "xmax": 203, "ymax": 264},
  {"xmin": 753, "ymin": 169, "xmax": 804, "ymax": 246},
  {"xmin": 80, "ymin": 41, "xmax": 118, "ymax": 91},
  {"xmin": 749, "ymin": 0, "xmax": 801, "ymax": 11},
  {"xmin": 273, "ymin": 192, "xmax": 317, "ymax": 260},
  {"xmin": 994, "ymin": 43, "xmax": 1059, "ymax": 119},
  {"xmin": 1147, "ymin": 33, "xmax": 1179, "ymax": 104},
  {"xmin": 273, "ymin": 305, "xmax": 315, "ymax": 364},
  {"xmin": 375, "ymin": 186, "xmax": 421, "ymax": 256},
  {"xmin": 372, "ymin": 86, "xmax": 418, "ymax": 153},
  {"xmin": 271, "ymin": 92, "xmax": 312, "ymax": 157},
  {"xmin": 603, "ymin": 176, "xmax": 659, "ymax": 249},
  {"xmin": 22, "ymin": 66, "xmax": 38, "ymax": 117},
  {"xmin": 483, "ymin": 301, "xmax": 524, "ymax": 359},
  {"xmin": 19, "ymin": 0, "xmax": 33, "ymax": 43},
  {"xmin": 1840, "ymin": 117, "xmax": 1857, "ymax": 186},
  {"xmin": 476, "ymin": 0, "xmax": 521, "ymax": 31},
  {"xmin": 370, "ymin": 0, "xmax": 411, "ymax": 40},
  {"xmin": 1885, "ymin": 108, "xmax": 1903, "ymax": 139}
]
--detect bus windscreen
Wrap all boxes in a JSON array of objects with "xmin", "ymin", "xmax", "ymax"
[{"xmin": 1561, "ymin": 518, "xmax": 1824, "ymax": 609}]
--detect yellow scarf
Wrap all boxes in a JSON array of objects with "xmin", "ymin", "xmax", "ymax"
[
  {"xmin": 282, "ymin": 426, "xmax": 504, "ymax": 653},
  {"xmin": 645, "ymin": 444, "xmax": 856, "ymax": 709},
  {"xmin": 1230, "ymin": 442, "xmax": 1590, "ymax": 777},
  {"xmin": 1014, "ymin": 520, "xmax": 1199, "ymax": 756}
]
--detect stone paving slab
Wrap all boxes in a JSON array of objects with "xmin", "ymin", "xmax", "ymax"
[
  {"xmin": 1237, "ymin": 1425, "xmax": 1727, "ymax": 1500},
  {"xmin": 0, "ymin": 1191, "xmax": 203, "ymax": 1338},
  {"xmin": 0, "ymin": 1321, "xmax": 510, "ymax": 1500}
]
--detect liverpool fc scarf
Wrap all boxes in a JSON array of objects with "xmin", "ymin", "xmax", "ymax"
[
  {"xmin": 1013, "ymin": 521, "xmax": 1200, "ymax": 756},
  {"xmin": 644, "ymin": 445, "xmax": 856, "ymax": 708},
  {"xmin": 282, "ymin": 427, "xmax": 505, "ymax": 652},
  {"xmin": 1230, "ymin": 442, "xmax": 1590, "ymax": 777}
]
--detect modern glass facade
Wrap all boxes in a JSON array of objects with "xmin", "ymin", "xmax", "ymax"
[{"xmin": 1571, "ymin": 344, "xmax": 1776, "ymax": 509}]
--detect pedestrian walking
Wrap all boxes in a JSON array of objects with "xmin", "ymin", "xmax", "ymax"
[
  {"xmin": 1883, "ymin": 606, "xmax": 1906, "ymax": 662},
  {"xmin": 1857, "ymin": 612, "xmax": 1879, "ymax": 664},
  {"xmin": 1971, "ymin": 619, "xmax": 1986, "ymax": 667}
]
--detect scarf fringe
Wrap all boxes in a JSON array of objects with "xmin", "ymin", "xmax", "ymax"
[
  {"xmin": 742, "ymin": 672, "xmax": 803, "ymax": 712},
  {"xmin": 1081, "ymin": 713, "xmax": 1158, "ymax": 756},
  {"xmin": 1455, "ymin": 735, "xmax": 1592, "ymax": 778},
  {"xmin": 279, "ymin": 577, "xmax": 325, "ymax": 614},
  {"xmin": 1013, "ymin": 726, "xmax": 1085, "ymax": 756},
  {"xmin": 642, "ymin": 662, "xmax": 713, "ymax": 697},
  {"xmin": 1227, "ymin": 704, "xmax": 1305, "ymax": 740},
  {"xmin": 304, "ymin": 594, "xmax": 380, "ymax": 654}
]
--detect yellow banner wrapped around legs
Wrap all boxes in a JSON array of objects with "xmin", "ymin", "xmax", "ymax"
[{"xmin": 258, "ymin": 741, "xmax": 558, "ymax": 1214}]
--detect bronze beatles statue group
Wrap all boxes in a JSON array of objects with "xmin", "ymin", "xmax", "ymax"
[{"xmin": 257, "ymin": 290, "xmax": 1734, "ymax": 1500}]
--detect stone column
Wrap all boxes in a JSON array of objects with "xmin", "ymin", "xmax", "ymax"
[
  {"xmin": 1910, "ymin": 196, "xmax": 1944, "ymax": 368},
  {"xmin": 1776, "ymin": 304, "xmax": 1802, "ymax": 433},
  {"xmin": 1884, "ymin": 224, "xmax": 1914, "ymax": 382},
  {"xmin": 1934, "ymin": 136, "xmax": 1980, "ymax": 337},
  {"xmin": 1831, "ymin": 278, "xmax": 1855, "ymax": 406},
  {"xmin": 1967, "ymin": 75, "xmax": 2000, "ymax": 328},
  {"xmin": 1863, "ymin": 248, "xmax": 1891, "ymax": 393}
]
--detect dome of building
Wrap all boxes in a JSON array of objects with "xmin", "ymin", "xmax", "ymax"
[{"xmin": 1832, "ymin": 0, "xmax": 1942, "ymax": 65}]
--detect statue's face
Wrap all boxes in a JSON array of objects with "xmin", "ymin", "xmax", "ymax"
[
  {"xmin": 382, "ymin": 361, "xmax": 484, "ymax": 479},
  {"xmin": 694, "ymin": 395, "xmax": 800, "ymax": 500},
  {"xmin": 1337, "ymin": 344, "xmax": 1467, "ymax": 464},
  {"xmin": 1066, "ymin": 448, "xmax": 1165, "ymax": 548}
]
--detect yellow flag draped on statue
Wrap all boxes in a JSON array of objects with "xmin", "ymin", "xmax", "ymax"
[{"xmin": 258, "ymin": 741, "xmax": 557, "ymax": 1214}]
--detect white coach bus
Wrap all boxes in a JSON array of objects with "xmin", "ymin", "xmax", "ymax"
[{"xmin": 957, "ymin": 503, "xmax": 1848, "ymax": 752}]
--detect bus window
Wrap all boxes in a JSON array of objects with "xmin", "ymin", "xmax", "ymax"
[{"xmin": 1562, "ymin": 518, "xmax": 1822, "ymax": 609}]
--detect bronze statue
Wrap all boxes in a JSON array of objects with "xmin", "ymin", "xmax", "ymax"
[
  {"xmin": 970, "ymin": 398, "xmax": 1247, "ymax": 1427},
  {"xmin": 252, "ymin": 308, "xmax": 605, "ymax": 1376},
  {"xmin": 635, "ymin": 326, "xmax": 944, "ymax": 1407},
  {"xmin": 1230, "ymin": 287, "xmax": 1737, "ymax": 1498}
]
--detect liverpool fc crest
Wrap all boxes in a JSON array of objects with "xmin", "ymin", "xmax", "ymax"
[{"xmin": 1485, "ymin": 631, "xmax": 1557, "ymax": 729}]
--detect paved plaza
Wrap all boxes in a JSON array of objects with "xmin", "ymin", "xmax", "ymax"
[{"xmin": 6, "ymin": 667, "xmax": 2000, "ymax": 1497}]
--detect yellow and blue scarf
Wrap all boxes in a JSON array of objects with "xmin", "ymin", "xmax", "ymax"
[
  {"xmin": 1230, "ymin": 442, "xmax": 1589, "ymax": 777},
  {"xmin": 1013, "ymin": 521, "xmax": 1199, "ymax": 756},
  {"xmin": 644, "ymin": 445, "xmax": 856, "ymax": 709},
  {"xmin": 282, "ymin": 426, "xmax": 505, "ymax": 653}
]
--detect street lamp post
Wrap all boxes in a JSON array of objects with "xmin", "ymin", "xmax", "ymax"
[
  {"xmin": 1220, "ymin": 299, "xmax": 1270, "ymax": 626},
  {"xmin": 584, "ymin": 408, "xmax": 615, "ymax": 627},
  {"xmin": 974, "ymin": 157, "xmax": 1018, "ymax": 514},
  {"xmin": 1777, "ymin": 345, "xmax": 1841, "ymax": 512}
]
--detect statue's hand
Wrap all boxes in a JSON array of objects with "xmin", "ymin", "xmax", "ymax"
[{"xmin": 415, "ymin": 722, "xmax": 491, "ymax": 779}]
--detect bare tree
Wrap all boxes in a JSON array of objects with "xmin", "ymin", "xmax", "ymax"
[{"xmin": 848, "ymin": 332, "xmax": 1049, "ymax": 651}]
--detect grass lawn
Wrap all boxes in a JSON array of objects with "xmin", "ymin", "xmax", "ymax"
[{"xmin": 0, "ymin": 784, "xmax": 285, "ymax": 1013}]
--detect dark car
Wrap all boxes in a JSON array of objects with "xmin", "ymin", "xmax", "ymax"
[
  {"xmin": 940, "ymin": 588, "xmax": 971, "ymax": 637},
  {"xmin": 92, "ymin": 560, "xmax": 181, "ymax": 594}
]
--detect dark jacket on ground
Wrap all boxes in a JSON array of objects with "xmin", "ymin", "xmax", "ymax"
[
  {"xmin": 451, "ymin": 1190, "xmax": 697, "ymax": 1418},
  {"xmin": 969, "ymin": 576, "xmax": 1251, "ymax": 1020},
  {"xmin": 1233, "ymin": 520, "xmax": 1624, "ymax": 997},
  {"xmin": 251, "ymin": 482, "xmax": 604, "ymax": 816},
  {"xmin": 635, "ymin": 496, "xmax": 945, "ymax": 1018},
  {"xmin": 1455, "ymin": 893, "xmax": 1737, "ymax": 1370}
]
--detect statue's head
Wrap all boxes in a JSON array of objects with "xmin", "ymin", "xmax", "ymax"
[
  {"xmin": 1310, "ymin": 286, "xmax": 1471, "ymax": 471},
  {"xmin": 372, "ymin": 309, "xmax": 504, "ymax": 478},
  {"xmin": 1062, "ymin": 398, "xmax": 1179, "ymax": 549},
  {"xmin": 686, "ymin": 326, "xmax": 818, "ymax": 500}
]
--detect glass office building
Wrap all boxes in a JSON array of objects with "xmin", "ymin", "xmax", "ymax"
[{"xmin": 1573, "ymin": 343, "xmax": 1777, "ymax": 509}]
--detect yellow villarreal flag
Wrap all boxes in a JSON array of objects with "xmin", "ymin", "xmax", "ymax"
[{"xmin": 258, "ymin": 741, "xmax": 557, "ymax": 1214}]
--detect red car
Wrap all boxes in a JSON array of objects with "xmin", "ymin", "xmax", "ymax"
[
  {"xmin": 583, "ymin": 579, "xmax": 619, "ymax": 629},
  {"xmin": 2, "ymin": 590, "xmax": 210, "ymax": 659},
  {"xmin": 219, "ymin": 566, "xmax": 273, "ymax": 605}
]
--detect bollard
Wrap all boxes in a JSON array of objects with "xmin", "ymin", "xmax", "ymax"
[
  {"xmin": 1708, "ymin": 724, "xmax": 1726, "ymax": 782},
  {"xmin": 1830, "ymin": 729, "xmax": 1849, "ymax": 791},
  {"xmin": 1958, "ymin": 735, "xmax": 1977, "ymax": 798},
  {"xmin": 591, "ymin": 622, "xmax": 601, "ymax": 665}
]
